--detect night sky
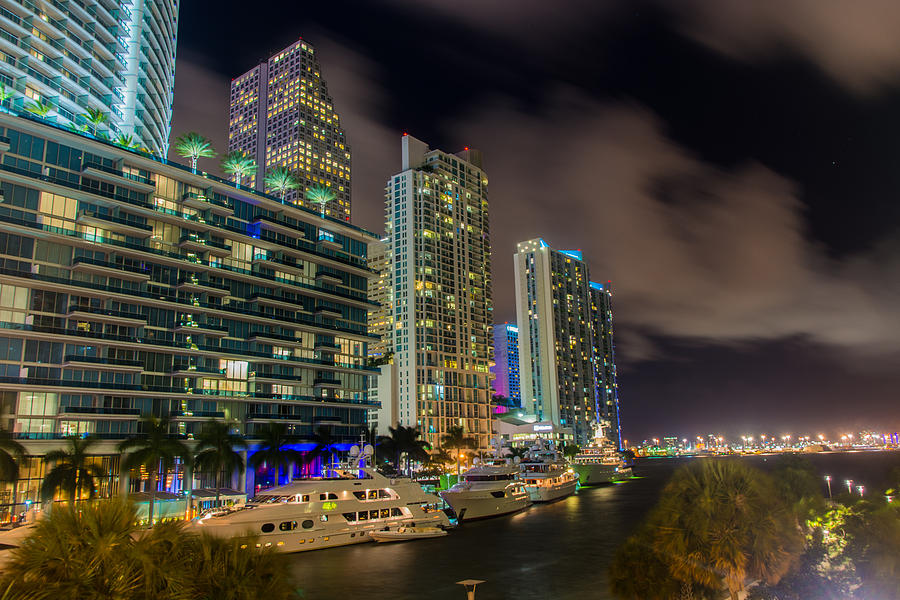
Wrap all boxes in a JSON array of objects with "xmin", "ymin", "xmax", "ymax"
[{"xmin": 171, "ymin": 1, "xmax": 900, "ymax": 442}]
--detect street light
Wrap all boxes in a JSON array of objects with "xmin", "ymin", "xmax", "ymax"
[
  {"xmin": 857, "ymin": 485, "xmax": 864, "ymax": 497},
  {"xmin": 457, "ymin": 580, "xmax": 485, "ymax": 600},
  {"xmin": 824, "ymin": 475, "xmax": 832, "ymax": 500},
  {"xmin": 846, "ymin": 479, "xmax": 853, "ymax": 495}
]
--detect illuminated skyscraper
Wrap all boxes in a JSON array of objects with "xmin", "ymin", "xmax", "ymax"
[
  {"xmin": 491, "ymin": 323, "xmax": 520, "ymax": 408},
  {"xmin": 0, "ymin": 0, "xmax": 179, "ymax": 156},
  {"xmin": 366, "ymin": 237, "xmax": 392, "ymax": 360},
  {"xmin": 513, "ymin": 239, "xmax": 621, "ymax": 446},
  {"xmin": 228, "ymin": 39, "xmax": 351, "ymax": 220},
  {"xmin": 384, "ymin": 134, "xmax": 493, "ymax": 449}
]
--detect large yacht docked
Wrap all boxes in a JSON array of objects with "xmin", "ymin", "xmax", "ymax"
[
  {"xmin": 571, "ymin": 423, "xmax": 632, "ymax": 486},
  {"xmin": 519, "ymin": 447, "xmax": 579, "ymax": 502},
  {"xmin": 439, "ymin": 459, "xmax": 532, "ymax": 521},
  {"xmin": 191, "ymin": 449, "xmax": 449, "ymax": 552}
]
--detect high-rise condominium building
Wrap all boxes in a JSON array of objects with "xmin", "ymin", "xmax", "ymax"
[
  {"xmin": 0, "ymin": 108, "xmax": 378, "ymax": 519},
  {"xmin": 384, "ymin": 134, "xmax": 493, "ymax": 449},
  {"xmin": 491, "ymin": 323, "xmax": 520, "ymax": 408},
  {"xmin": 228, "ymin": 39, "xmax": 351, "ymax": 221},
  {"xmin": 513, "ymin": 239, "xmax": 621, "ymax": 446},
  {"xmin": 366, "ymin": 237, "xmax": 391, "ymax": 360},
  {"xmin": 0, "ymin": 0, "xmax": 179, "ymax": 156}
]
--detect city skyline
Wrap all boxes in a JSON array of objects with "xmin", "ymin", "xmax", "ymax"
[{"xmin": 169, "ymin": 1, "xmax": 900, "ymax": 440}]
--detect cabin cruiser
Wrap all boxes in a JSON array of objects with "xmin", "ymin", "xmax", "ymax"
[
  {"xmin": 439, "ymin": 458, "xmax": 531, "ymax": 521},
  {"xmin": 191, "ymin": 447, "xmax": 449, "ymax": 553},
  {"xmin": 571, "ymin": 423, "xmax": 632, "ymax": 486},
  {"xmin": 519, "ymin": 447, "xmax": 579, "ymax": 502}
]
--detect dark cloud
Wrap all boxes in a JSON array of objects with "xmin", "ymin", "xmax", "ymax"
[
  {"xmin": 449, "ymin": 93, "xmax": 900, "ymax": 362},
  {"xmin": 673, "ymin": 0, "xmax": 900, "ymax": 93}
]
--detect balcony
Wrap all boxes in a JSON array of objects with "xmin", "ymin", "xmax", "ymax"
[
  {"xmin": 314, "ymin": 342, "xmax": 341, "ymax": 353},
  {"xmin": 169, "ymin": 364, "xmax": 227, "ymax": 378},
  {"xmin": 176, "ymin": 276, "xmax": 231, "ymax": 296},
  {"xmin": 247, "ymin": 292, "xmax": 305, "ymax": 310},
  {"xmin": 62, "ymin": 355, "xmax": 144, "ymax": 371},
  {"xmin": 0, "ymin": 135, "xmax": 9, "ymax": 153},
  {"xmin": 76, "ymin": 210, "xmax": 153, "ymax": 238},
  {"xmin": 170, "ymin": 410, "xmax": 226, "ymax": 419},
  {"xmin": 175, "ymin": 322, "xmax": 229, "ymax": 337},
  {"xmin": 182, "ymin": 191, "xmax": 232, "ymax": 216},
  {"xmin": 249, "ymin": 372, "xmax": 303, "ymax": 383},
  {"xmin": 313, "ymin": 377, "xmax": 341, "ymax": 388},
  {"xmin": 247, "ymin": 413, "xmax": 305, "ymax": 422},
  {"xmin": 248, "ymin": 330, "xmax": 301, "ymax": 344},
  {"xmin": 251, "ymin": 214, "xmax": 306, "ymax": 238},
  {"xmin": 71, "ymin": 257, "xmax": 151, "ymax": 282},
  {"xmin": 81, "ymin": 162, "xmax": 155, "ymax": 192},
  {"xmin": 315, "ymin": 305, "xmax": 342, "ymax": 316},
  {"xmin": 61, "ymin": 406, "xmax": 142, "ymax": 416},
  {"xmin": 178, "ymin": 233, "xmax": 232, "ymax": 257},
  {"xmin": 66, "ymin": 305, "xmax": 146, "ymax": 325},
  {"xmin": 315, "ymin": 270, "xmax": 343, "ymax": 283}
]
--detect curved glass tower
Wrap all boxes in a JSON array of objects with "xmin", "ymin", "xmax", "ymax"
[{"xmin": 0, "ymin": 0, "xmax": 179, "ymax": 156}]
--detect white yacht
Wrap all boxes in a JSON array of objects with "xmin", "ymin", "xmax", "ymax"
[
  {"xmin": 519, "ymin": 448, "xmax": 579, "ymax": 502},
  {"xmin": 439, "ymin": 459, "xmax": 531, "ymax": 521},
  {"xmin": 191, "ymin": 456, "xmax": 449, "ymax": 553},
  {"xmin": 571, "ymin": 423, "xmax": 632, "ymax": 486}
]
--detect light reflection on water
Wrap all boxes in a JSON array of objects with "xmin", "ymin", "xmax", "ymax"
[{"xmin": 287, "ymin": 452, "xmax": 900, "ymax": 600}]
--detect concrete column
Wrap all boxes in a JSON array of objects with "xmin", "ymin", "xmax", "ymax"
[
  {"xmin": 238, "ymin": 450, "xmax": 248, "ymax": 494},
  {"xmin": 119, "ymin": 471, "xmax": 130, "ymax": 498}
]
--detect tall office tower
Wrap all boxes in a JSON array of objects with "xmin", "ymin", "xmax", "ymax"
[
  {"xmin": 228, "ymin": 39, "xmax": 351, "ymax": 221},
  {"xmin": 385, "ymin": 134, "xmax": 493, "ymax": 449},
  {"xmin": 0, "ymin": 109, "xmax": 378, "ymax": 519},
  {"xmin": 0, "ymin": 0, "xmax": 179, "ymax": 156},
  {"xmin": 513, "ymin": 239, "xmax": 621, "ymax": 446},
  {"xmin": 491, "ymin": 323, "xmax": 520, "ymax": 409}
]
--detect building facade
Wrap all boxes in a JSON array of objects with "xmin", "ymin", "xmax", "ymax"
[
  {"xmin": 228, "ymin": 39, "xmax": 351, "ymax": 220},
  {"xmin": 0, "ymin": 0, "xmax": 179, "ymax": 156},
  {"xmin": 385, "ymin": 134, "xmax": 493, "ymax": 449},
  {"xmin": 0, "ymin": 108, "xmax": 378, "ymax": 518},
  {"xmin": 513, "ymin": 239, "xmax": 621, "ymax": 446},
  {"xmin": 490, "ymin": 322, "xmax": 520, "ymax": 409}
]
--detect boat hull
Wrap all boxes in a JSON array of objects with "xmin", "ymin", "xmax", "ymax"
[
  {"xmin": 439, "ymin": 490, "xmax": 531, "ymax": 521},
  {"xmin": 193, "ymin": 511, "xmax": 448, "ymax": 553},
  {"xmin": 525, "ymin": 477, "xmax": 578, "ymax": 502},
  {"xmin": 573, "ymin": 464, "xmax": 629, "ymax": 486},
  {"xmin": 368, "ymin": 528, "xmax": 447, "ymax": 542}
]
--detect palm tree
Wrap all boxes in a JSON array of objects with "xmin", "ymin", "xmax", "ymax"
[
  {"xmin": 0, "ymin": 499, "xmax": 299, "ymax": 599},
  {"xmin": 23, "ymin": 100, "xmax": 53, "ymax": 117},
  {"xmin": 304, "ymin": 184, "xmax": 335, "ymax": 216},
  {"xmin": 504, "ymin": 446, "xmax": 529, "ymax": 461},
  {"xmin": 81, "ymin": 107, "xmax": 107, "ymax": 136},
  {"xmin": 561, "ymin": 442, "xmax": 581, "ymax": 461},
  {"xmin": 303, "ymin": 426, "xmax": 339, "ymax": 477},
  {"xmin": 429, "ymin": 448, "xmax": 453, "ymax": 468},
  {"xmin": 193, "ymin": 421, "xmax": 246, "ymax": 511},
  {"xmin": 652, "ymin": 460, "xmax": 803, "ymax": 600},
  {"xmin": 441, "ymin": 425, "xmax": 476, "ymax": 477},
  {"xmin": 112, "ymin": 133, "xmax": 140, "ymax": 149},
  {"xmin": 0, "ymin": 429, "xmax": 24, "ymax": 521},
  {"xmin": 67, "ymin": 122, "xmax": 89, "ymax": 133},
  {"xmin": 399, "ymin": 426, "xmax": 430, "ymax": 475},
  {"xmin": 221, "ymin": 151, "xmax": 257, "ymax": 189},
  {"xmin": 173, "ymin": 131, "xmax": 216, "ymax": 173},
  {"xmin": 248, "ymin": 422, "xmax": 303, "ymax": 487},
  {"xmin": 0, "ymin": 82, "xmax": 13, "ymax": 104},
  {"xmin": 40, "ymin": 436, "xmax": 105, "ymax": 504},
  {"xmin": 264, "ymin": 166, "xmax": 301, "ymax": 201},
  {"xmin": 118, "ymin": 415, "xmax": 191, "ymax": 527}
]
